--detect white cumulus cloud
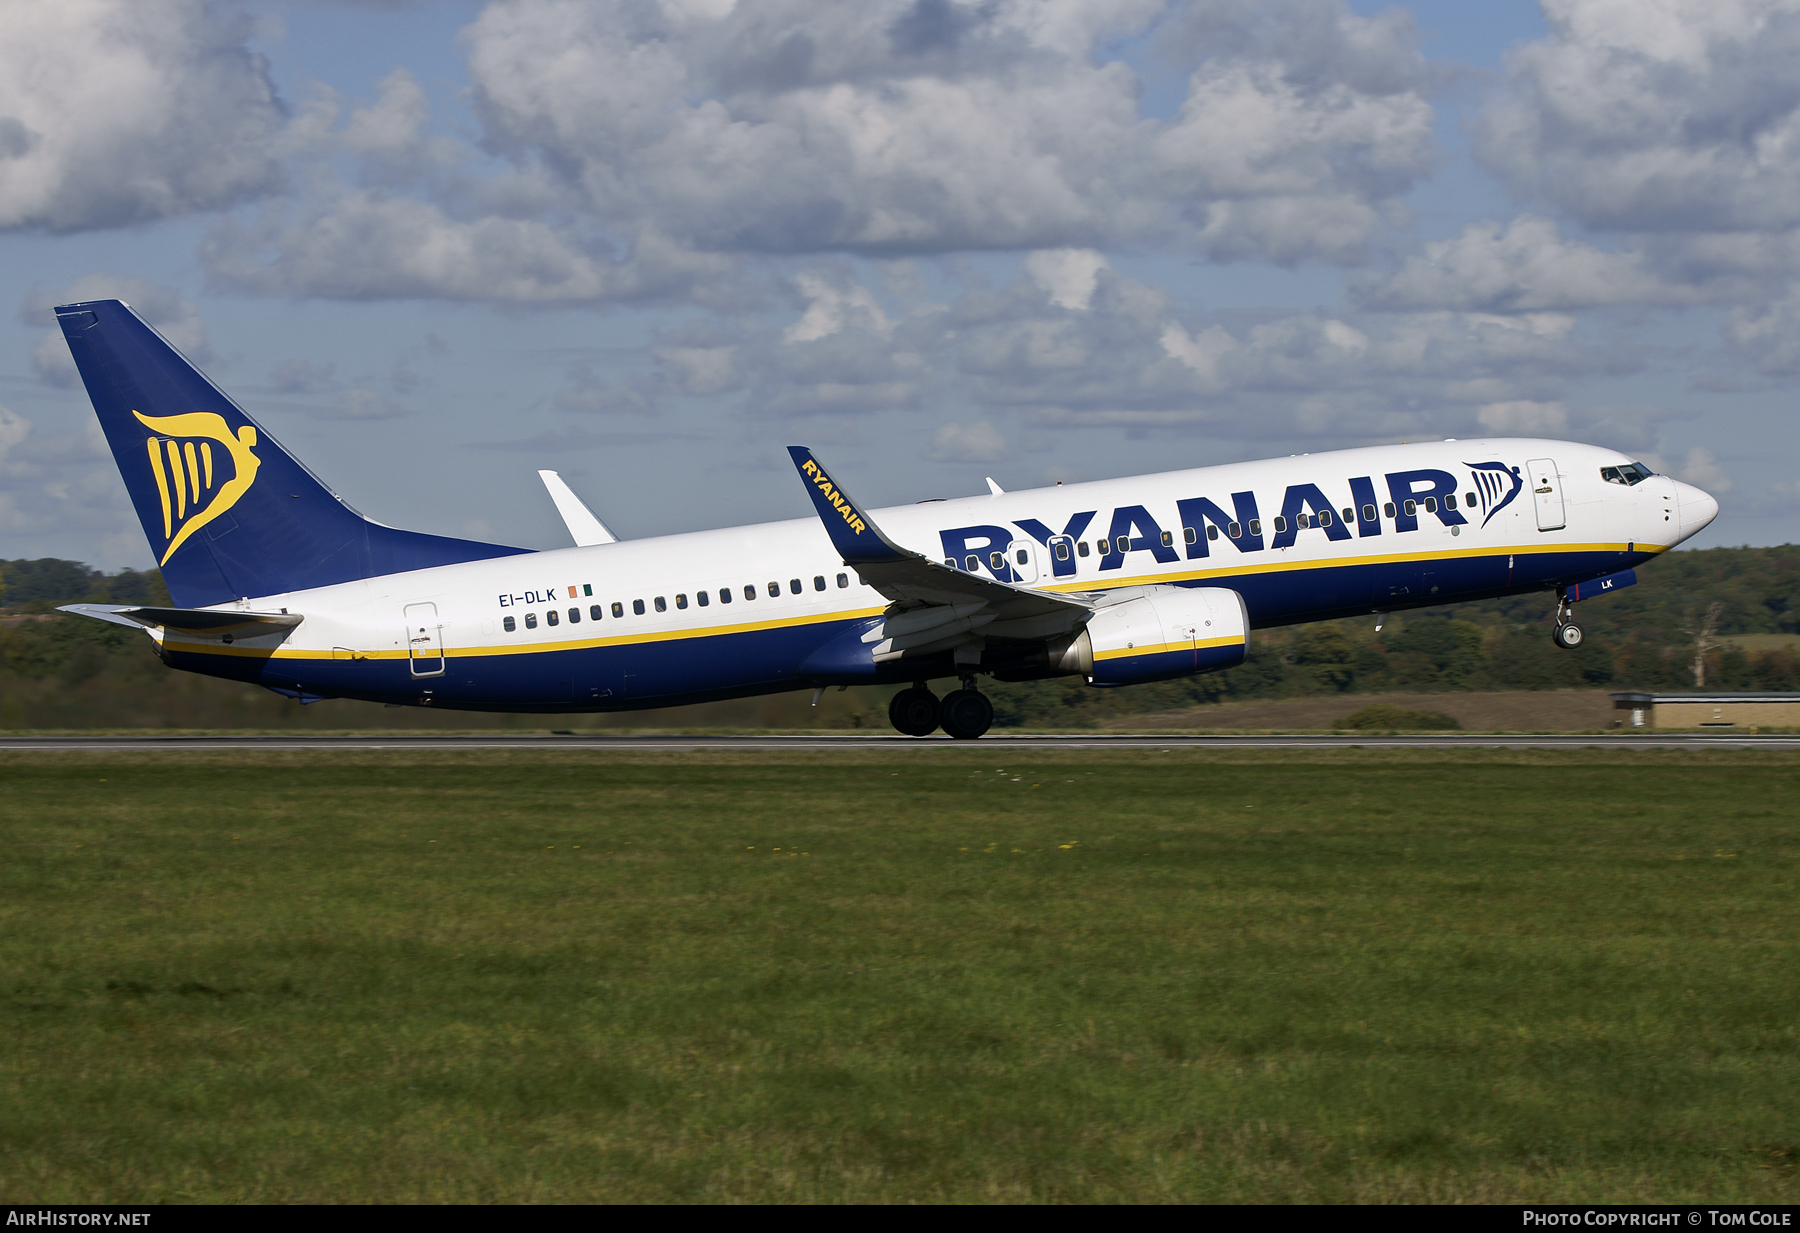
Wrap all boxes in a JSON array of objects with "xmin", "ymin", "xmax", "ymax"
[
  {"xmin": 1477, "ymin": 0, "xmax": 1800, "ymax": 236},
  {"xmin": 0, "ymin": 0, "xmax": 283, "ymax": 231}
]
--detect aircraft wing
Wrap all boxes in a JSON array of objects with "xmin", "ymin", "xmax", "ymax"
[{"xmin": 786, "ymin": 446, "xmax": 1089, "ymax": 626}]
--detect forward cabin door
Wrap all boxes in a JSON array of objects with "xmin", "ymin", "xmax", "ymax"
[
  {"xmin": 1527, "ymin": 458, "xmax": 1566, "ymax": 531},
  {"xmin": 404, "ymin": 602, "xmax": 445, "ymax": 677}
]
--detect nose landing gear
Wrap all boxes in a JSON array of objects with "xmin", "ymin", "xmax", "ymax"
[
  {"xmin": 887, "ymin": 677, "xmax": 995, "ymax": 738},
  {"xmin": 1551, "ymin": 592, "xmax": 1584, "ymax": 649}
]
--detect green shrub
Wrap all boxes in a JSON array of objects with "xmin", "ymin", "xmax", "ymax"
[{"xmin": 1335, "ymin": 702, "xmax": 1461, "ymax": 730}]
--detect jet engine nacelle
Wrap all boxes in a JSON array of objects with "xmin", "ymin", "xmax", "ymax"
[{"xmin": 1051, "ymin": 585, "xmax": 1249, "ymax": 686}]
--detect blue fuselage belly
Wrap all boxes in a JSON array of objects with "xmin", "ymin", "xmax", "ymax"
[{"xmin": 168, "ymin": 545, "xmax": 1639, "ymax": 712}]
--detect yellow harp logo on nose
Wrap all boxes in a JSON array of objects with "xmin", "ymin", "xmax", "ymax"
[{"xmin": 133, "ymin": 410, "xmax": 261, "ymax": 565}]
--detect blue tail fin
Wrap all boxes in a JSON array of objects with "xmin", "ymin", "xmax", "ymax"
[{"xmin": 55, "ymin": 299, "xmax": 529, "ymax": 607}]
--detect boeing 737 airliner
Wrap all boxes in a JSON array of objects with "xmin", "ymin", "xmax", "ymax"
[{"xmin": 55, "ymin": 299, "xmax": 1719, "ymax": 738}]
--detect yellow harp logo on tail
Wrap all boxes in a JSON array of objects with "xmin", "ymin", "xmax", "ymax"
[{"xmin": 133, "ymin": 410, "xmax": 261, "ymax": 565}]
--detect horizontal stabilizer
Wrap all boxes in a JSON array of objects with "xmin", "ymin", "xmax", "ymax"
[
  {"xmin": 538, "ymin": 470, "xmax": 618, "ymax": 546},
  {"xmin": 60, "ymin": 604, "xmax": 303, "ymax": 635}
]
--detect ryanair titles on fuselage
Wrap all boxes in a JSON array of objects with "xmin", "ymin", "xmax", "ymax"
[{"xmin": 944, "ymin": 462, "xmax": 1526, "ymax": 584}]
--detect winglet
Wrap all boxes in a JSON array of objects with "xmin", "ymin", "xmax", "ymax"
[
  {"xmin": 538, "ymin": 470, "xmax": 618, "ymax": 546},
  {"xmin": 787, "ymin": 446, "xmax": 914, "ymax": 564}
]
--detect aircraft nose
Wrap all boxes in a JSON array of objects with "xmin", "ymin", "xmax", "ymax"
[{"xmin": 1673, "ymin": 480, "xmax": 1719, "ymax": 542}]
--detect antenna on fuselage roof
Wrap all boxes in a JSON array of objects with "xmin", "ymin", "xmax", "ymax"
[{"xmin": 538, "ymin": 470, "xmax": 619, "ymax": 547}]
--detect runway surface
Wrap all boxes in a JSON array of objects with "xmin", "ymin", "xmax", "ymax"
[{"xmin": 0, "ymin": 732, "xmax": 1794, "ymax": 751}]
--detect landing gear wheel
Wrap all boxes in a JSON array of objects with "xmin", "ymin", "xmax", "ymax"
[
  {"xmin": 938, "ymin": 689, "xmax": 994, "ymax": 740},
  {"xmin": 1553, "ymin": 622, "xmax": 1584, "ymax": 649},
  {"xmin": 888, "ymin": 687, "xmax": 941, "ymax": 736}
]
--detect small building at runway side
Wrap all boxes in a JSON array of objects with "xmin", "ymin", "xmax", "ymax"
[{"xmin": 1611, "ymin": 692, "xmax": 1800, "ymax": 729}]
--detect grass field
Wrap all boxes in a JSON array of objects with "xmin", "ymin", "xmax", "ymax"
[{"xmin": 3, "ymin": 749, "xmax": 1798, "ymax": 1203}]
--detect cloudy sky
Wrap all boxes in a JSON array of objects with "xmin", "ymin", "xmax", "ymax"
[{"xmin": 1, "ymin": 0, "xmax": 1793, "ymax": 569}]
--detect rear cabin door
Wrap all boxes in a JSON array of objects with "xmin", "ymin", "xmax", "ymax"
[
  {"xmin": 1527, "ymin": 457, "xmax": 1566, "ymax": 531},
  {"xmin": 404, "ymin": 602, "xmax": 445, "ymax": 677}
]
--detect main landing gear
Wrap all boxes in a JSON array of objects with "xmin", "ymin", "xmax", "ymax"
[
  {"xmin": 1551, "ymin": 593, "xmax": 1584, "ymax": 649},
  {"xmin": 887, "ymin": 679, "xmax": 994, "ymax": 739}
]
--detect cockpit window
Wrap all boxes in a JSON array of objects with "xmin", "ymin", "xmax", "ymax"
[{"xmin": 1601, "ymin": 462, "xmax": 1656, "ymax": 486}]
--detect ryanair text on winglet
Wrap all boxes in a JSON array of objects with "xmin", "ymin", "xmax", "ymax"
[{"xmin": 801, "ymin": 458, "xmax": 868, "ymax": 536}]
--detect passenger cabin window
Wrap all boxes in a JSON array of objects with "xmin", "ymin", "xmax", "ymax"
[
  {"xmin": 814, "ymin": 575, "xmax": 825, "ymax": 591},
  {"xmin": 1078, "ymin": 541, "xmax": 1090, "ymax": 556},
  {"xmin": 568, "ymin": 607, "xmax": 580, "ymax": 624},
  {"xmin": 1403, "ymin": 500, "xmax": 1416, "ymax": 517},
  {"xmin": 1207, "ymin": 525, "xmax": 1219, "ymax": 541},
  {"xmin": 612, "ymin": 602, "xmax": 624, "ymax": 618},
  {"xmin": 1160, "ymin": 530, "xmax": 1173, "ymax": 547},
  {"xmin": 989, "ymin": 552, "xmax": 1005, "ymax": 570},
  {"xmin": 1183, "ymin": 527, "xmax": 1196, "ymax": 545},
  {"xmin": 1363, "ymin": 504, "xmax": 1377, "ymax": 522},
  {"xmin": 1444, "ymin": 494, "xmax": 1457, "ymax": 511},
  {"xmin": 836, "ymin": 573, "xmax": 848, "ymax": 588},
  {"xmin": 1384, "ymin": 502, "xmax": 1396, "ymax": 518},
  {"xmin": 1319, "ymin": 509, "xmax": 1333, "ymax": 527},
  {"xmin": 720, "ymin": 588, "xmax": 733, "ymax": 604},
  {"xmin": 1423, "ymin": 497, "xmax": 1438, "ymax": 514},
  {"xmin": 1016, "ymin": 549, "xmax": 1028, "ymax": 565},
  {"xmin": 524, "ymin": 613, "xmax": 538, "ymax": 629},
  {"xmin": 675, "ymin": 594, "xmax": 687, "ymax": 609},
  {"xmin": 789, "ymin": 579, "xmax": 801, "ymax": 594},
  {"xmin": 697, "ymin": 591, "xmax": 709, "ymax": 607},
  {"xmin": 590, "ymin": 605, "xmax": 603, "ymax": 621},
  {"xmin": 1248, "ymin": 519, "xmax": 1262, "ymax": 536},
  {"xmin": 1273, "ymin": 516, "xmax": 1289, "ymax": 534},
  {"xmin": 503, "ymin": 615, "xmax": 516, "ymax": 632},
  {"xmin": 546, "ymin": 610, "xmax": 559, "ymax": 626},
  {"xmin": 1097, "ymin": 537, "xmax": 1110, "ymax": 554},
  {"xmin": 1055, "ymin": 541, "xmax": 1071, "ymax": 559},
  {"xmin": 744, "ymin": 585, "xmax": 756, "ymax": 601},
  {"xmin": 1341, "ymin": 508, "xmax": 1353, "ymax": 523},
  {"xmin": 965, "ymin": 555, "xmax": 979, "ymax": 570},
  {"xmin": 1466, "ymin": 492, "xmax": 1476, "ymax": 507},
  {"xmin": 767, "ymin": 581, "xmax": 779, "ymax": 597},
  {"xmin": 633, "ymin": 599, "xmax": 646, "ymax": 615},
  {"xmin": 945, "ymin": 558, "xmax": 957, "ymax": 568},
  {"xmin": 654, "ymin": 596, "xmax": 667, "ymax": 612},
  {"xmin": 1296, "ymin": 513, "xmax": 1310, "ymax": 529},
  {"xmin": 1227, "ymin": 522, "xmax": 1241, "ymax": 538}
]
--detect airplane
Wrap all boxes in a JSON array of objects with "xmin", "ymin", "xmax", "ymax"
[{"xmin": 53, "ymin": 298, "xmax": 1720, "ymax": 739}]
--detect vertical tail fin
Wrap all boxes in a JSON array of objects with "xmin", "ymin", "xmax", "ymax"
[{"xmin": 56, "ymin": 299, "xmax": 528, "ymax": 607}]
